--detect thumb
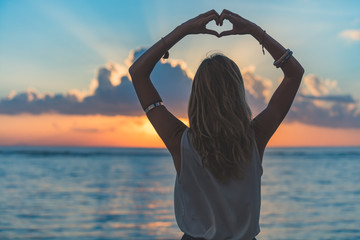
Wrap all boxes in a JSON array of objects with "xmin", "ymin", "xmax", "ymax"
[
  {"xmin": 203, "ymin": 29, "xmax": 220, "ymax": 37},
  {"xmin": 219, "ymin": 30, "xmax": 235, "ymax": 37}
]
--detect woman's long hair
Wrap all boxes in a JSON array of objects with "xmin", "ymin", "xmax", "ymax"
[{"xmin": 188, "ymin": 54, "xmax": 253, "ymax": 183}]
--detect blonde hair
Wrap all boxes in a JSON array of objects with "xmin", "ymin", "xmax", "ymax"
[{"xmin": 188, "ymin": 54, "xmax": 253, "ymax": 183}]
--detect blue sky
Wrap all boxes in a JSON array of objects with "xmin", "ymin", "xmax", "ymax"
[
  {"xmin": 0, "ymin": 0, "xmax": 359, "ymax": 110},
  {"xmin": 1, "ymin": 0, "xmax": 360, "ymax": 147}
]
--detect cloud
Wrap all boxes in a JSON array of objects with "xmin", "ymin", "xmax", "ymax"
[
  {"xmin": 241, "ymin": 71, "xmax": 360, "ymax": 128},
  {"xmin": 299, "ymin": 94, "xmax": 354, "ymax": 103},
  {"xmin": 287, "ymin": 98, "xmax": 360, "ymax": 128},
  {"xmin": 0, "ymin": 48, "xmax": 192, "ymax": 117},
  {"xmin": 301, "ymin": 74, "xmax": 338, "ymax": 96},
  {"xmin": 0, "ymin": 48, "xmax": 359, "ymax": 128},
  {"xmin": 242, "ymin": 66, "xmax": 273, "ymax": 115},
  {"xmin": 286, "ymin": 75, "xmax": 360, "ymax": 128},
  {"xmin": 340, "ymin": 29, "xmax": 360, "ymax": 41},
  {"xmin": 71, "ymin": 127, "xmax": 116, "ymax": 133}
]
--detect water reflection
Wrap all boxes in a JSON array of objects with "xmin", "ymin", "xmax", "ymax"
[
  {"xmin": 1, "ymin": 147, "xmax": 360, "ymax": 239},
  {"xmin": 0, "ymin": 149, "xmax": 181, "ymax": 239}
]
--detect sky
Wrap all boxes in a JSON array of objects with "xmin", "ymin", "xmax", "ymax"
[{"xmin": 0, "ymin": 0, "xmax": 360, "ymax": 147}]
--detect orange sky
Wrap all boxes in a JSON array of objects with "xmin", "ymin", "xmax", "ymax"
[{"xmin": 0, "ymin": 114, "xmax": 359, "ymax": 148}]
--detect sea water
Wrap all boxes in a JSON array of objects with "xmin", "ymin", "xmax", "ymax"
[{"xmin": 0, "ymin": 146, "xmax": 359, "ymax": 240}]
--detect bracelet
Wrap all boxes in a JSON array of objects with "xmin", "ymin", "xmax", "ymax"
[
  {"xmin": 277, "ymin": 50, "xmax": 293, "ymax": 68},
  {"xmin": 274, "ymin": 49, "xmax": 290, "ymax": 67},
  {"xmin": 259, "ymin": 30, "xmax": 266, "ymax": 55},
  {"xmin": 273, "ymin": 49, "xmax": 293, "ymax": 68},
  {"xmin": 161, "ymin": 38, "xmax": 169, "ymax": 59},
  {"xmin": 144, "ymin": 101, "xmax": 164, "ymax": 114}
]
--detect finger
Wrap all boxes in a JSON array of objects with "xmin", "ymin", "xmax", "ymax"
[
  {"xmin": 220, "ymin": 13, "xmax": 237, "ymax": 26},
  {"xmin": 221, "ymin": 9, "xmax": 232, "ymax": 14},
  {"xmin": 219, "ymin": 10, "xmax": 231, "ymax": 25},
  {"xmin": 202, "ymin": 9, "xmax": 219, "ymax": 18},
  {"xmin": 219, "ymin": 13, "xmax": 229, "ymax": 26},
  {"xmin": 219, "ymin": 9, "xmax": 236, "ymax": 25},
  {"xmin": 220, "ymin": 9, "xmax": 231, "ymax": 18},
  {"xmin": 203, "ymin": 13, "xmax": 219, "ymax": 24},
  {"xmin": 201, "ymin": 11, "xmax": 220, "ymax": 25},
  {"xmin": 200, "ymin": 9, "xmax": 219, "ymax": 23},
  {"xmin": 213, "ymin": 11, "xmax": 220, "ymax": 25},
  {"xmin": 219, "ymin": 30, "xmax": 236, "ymax": 37},
  {"xmin": 221, "ymin": 9, "xmax": 237, "ymax": 16},
  {"xmin": 202, "ymin": 29, "xmax": 220, "ymax": 37}
]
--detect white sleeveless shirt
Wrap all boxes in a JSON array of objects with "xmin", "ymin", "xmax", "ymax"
[{"xmin": 174, "ymin": 128, "xmax": 263, "ymax": 240}]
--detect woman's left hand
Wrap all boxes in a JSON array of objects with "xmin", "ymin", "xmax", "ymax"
[{"xmin": 179, "ymin": 10, "xmax": 220, "ymax": 37}]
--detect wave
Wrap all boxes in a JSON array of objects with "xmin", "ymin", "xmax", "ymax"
[
  {"xmin": 1, "ymin": 146, "xmax": 359, "ymax": 159},
  {"xmin": 0, "ymin": 147, "xmax": 170, "ymax": 158},
  {"xmin": 265, "ymin": 147, "xmax": 360, "ymax": 159}
]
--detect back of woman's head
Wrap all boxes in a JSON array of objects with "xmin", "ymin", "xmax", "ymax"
[{"xmin": 188, "ymin": 54, "xmax": 253, "ymax": 183}]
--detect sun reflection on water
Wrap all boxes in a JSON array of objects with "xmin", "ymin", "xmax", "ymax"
[{"xmin": 1, "ymin": 147, "xmax": 360, "ymax": 239}]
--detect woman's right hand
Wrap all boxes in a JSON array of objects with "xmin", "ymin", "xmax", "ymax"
[
  {"xmin": 178, "ymin": 10, "xmax": 220, "ymax": 37},
  {"xmin": 218, "ymin": 9, "xmax": 258, "ymax": 37}
]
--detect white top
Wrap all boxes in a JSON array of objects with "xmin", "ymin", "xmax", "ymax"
[{"xmin": 174, "ymin": 128, "xmax": 263, "ymax": 240}]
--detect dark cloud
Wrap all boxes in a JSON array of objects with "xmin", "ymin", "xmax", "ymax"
[
  {"xmin": 0, "ymin": 90, "xmax": 81, "ymax": 115},
  {"xmin": 242, "ymin": 68, "xmax": 271, "ymax": 116},
  {"xmin": 284, "ymin": 75, "xmax": 360, "ymax": 128},
  {"xmin": 286, "ymin": 97, "xmax": 360, "ymax": 128},
  {"xmin": 71, "ymin": 127, "xmax": 116, "ymax": 133},
  {"xmin": 244, "ymin": 71, "xmax": 360, "ymax": 128},
  {"xmin": 299, "ymin": 94, "xmax": 355, "ymax": 103},
  {"xmin": 0, "ymin": 48, "xmax": 192, "ymax": 117},
  {"xmin": 0, "ymin": 48, "xmax": 359, "ymax": 128}
]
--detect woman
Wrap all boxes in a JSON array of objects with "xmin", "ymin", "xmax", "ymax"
[{"xmin": 129, "ymin": 9, "xmax": 304, "ymax": 240}]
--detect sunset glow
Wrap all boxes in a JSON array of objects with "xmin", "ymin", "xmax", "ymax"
[
  {"xmin": 1, "ymin": 1, "xmax": 359, "ymax": 148},
  {"xmin": 0, "ymin": 114, "xmax": 358, "ymax": 148}
]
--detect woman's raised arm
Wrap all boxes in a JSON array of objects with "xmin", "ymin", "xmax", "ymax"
[
  {"xmin": 219, "ymin": 9, "xmax": 304, "ymax": 158},
  {"xmin": 129, "ymin": 10, "xmax": 219, "ymax": 174}
]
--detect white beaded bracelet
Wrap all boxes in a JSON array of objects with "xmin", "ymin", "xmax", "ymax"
[{"xmin": 144, "ymin": 101, "xmax": 164, "ymax": 114}]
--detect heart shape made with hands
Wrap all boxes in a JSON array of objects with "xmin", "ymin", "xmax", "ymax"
[{"xmin": 206, "ymin": 19, "xmax": 233, "ymax": 35}]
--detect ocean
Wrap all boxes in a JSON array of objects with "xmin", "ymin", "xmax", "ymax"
[{"xmin": 0, "ymin": 146, "xmax": 359, "ymax": 240}]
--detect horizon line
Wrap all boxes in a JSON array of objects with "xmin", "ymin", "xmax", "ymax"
[{"xmin": 1, "ymin": 145, "xmax": 359, "ymax": 149}]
